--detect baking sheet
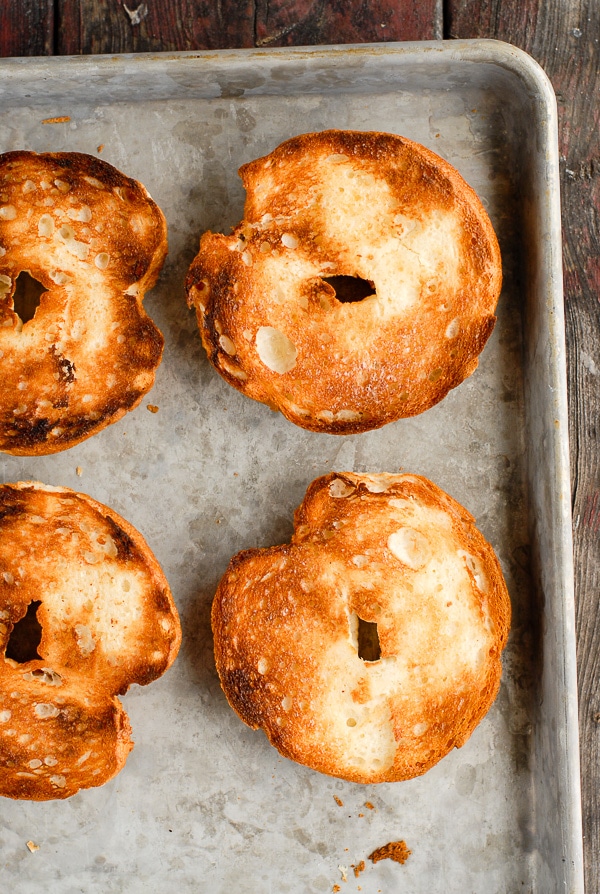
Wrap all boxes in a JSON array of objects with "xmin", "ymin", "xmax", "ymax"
[{"xmin": 0, "ymin": 40, "xmax": 582, "ymax": 893}]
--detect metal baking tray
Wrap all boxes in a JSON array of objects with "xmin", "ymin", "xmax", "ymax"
[{"xmin": 0, "ymin": 40, "xmax": 582, "ymax": 893}]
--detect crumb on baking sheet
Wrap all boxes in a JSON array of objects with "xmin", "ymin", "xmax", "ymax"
[
  {"xmin": 147, "ymin": 404, "xmax": 159, "ymax": 413},
  {"xmin": 338, "ymin": 865, "xmax": 348, "ymax": 882},
  {"xmin": 42, "ymin": 116, "xmax": 71, "ymax": 124},
  {"xmin": 365, "ymin": 802, "xmax": 375, "ymax": 810},
  {"xmin": 334, "ymin": 795, "xmax": 343, "ymax": 807},
  {"xmin": 352, "ymin": 860, "xmax": 365, "ymax": 877},
  {"xmin": 369, "ymin": 840, "xmax": 411, "ymax": 865},
  {"xmin": 332, "ymin": 887, "xmax": 340, "ymax": 893},
  {"xmin": 76, "ymin": 466, "xmax": 83, "ymax": 476},
  {"xmin": 97, "ymin": 144, "xmax": 104, "ymax": 153},
  {"xmin": 26, "ymin": 840, "xmax": 39, "ymax": 853}
]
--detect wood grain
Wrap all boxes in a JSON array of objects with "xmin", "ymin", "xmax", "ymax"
[
  {"xmin": 253, "ymin": 0, "xmax": 442, "ymax": 46},
  {"xmin": 0, "ymin": 1, "xmax": 54, "ymax": 56},
  {"xmin": 56, "ymin": 0, "xmax": 256, "ymax": 54},
  {"xmin": 0, "ymin": 0, "xmax": 441, "ymax": 56},
  {"xmin": 53, "ymin": 0, "xmax": 441, "ymax": 55},
  {"xmin": 447, "ymin": 0, "xmax": 600, "ymax": 890}
]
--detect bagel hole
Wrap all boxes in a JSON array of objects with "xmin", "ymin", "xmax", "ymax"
[
  {"xmin": 357, "ymin": 616, "xmax": 381, "ymax": 662},
  {"xmin": 322, "ymin": 275, "xmax": 375, "ymax": 304},
  {"xmin": 13, "ymin": 272, "xmax": 46, "ymax": 324},
  {"xmin": 5, "ymin": 600, "xmax": 43, "ymax": 663}
]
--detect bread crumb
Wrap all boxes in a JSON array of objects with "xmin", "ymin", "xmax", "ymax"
[
  {"xmin": 147, "ymin": 404, "xmax": 159, "ymax": 413},
  {"xmin": 369, "ymin": 841, "xmax": 411, "ymax": 865},
  {"xmin": 365, "ymin": 802, "xmax": 375, "ymax": 810},
  {"xmin": 332, "ymin": 887, "xmax": 341, "ymax": 893},
  {"xmin": 42, "ymin": 116, "xmax": 70, "ymax": 124},
  {"xmin": 76, "ymin": 466, "xmax": 82, "ymax": 476},
  {"xmin": 352, "ymin": 861, "xmax": 365, "ymax": 877},
  {"xmin": 97, "ymin": 145, "xmax": 104, "ymax": 153},
  {"xmin": 26, "ymin": 840, "xmax": 39, "ymax": 852},
  {"xmin": 334, "ymin": 795, "xmax": 344, "ymax": 807},
  {"xmin": 338, "ymin": 865, "xmax": 348, "ymax": 882}
]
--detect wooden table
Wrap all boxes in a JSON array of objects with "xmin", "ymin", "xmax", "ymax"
[{"xmin": 1, "ymin": 1, "xmax": 598, "ymax": 888}]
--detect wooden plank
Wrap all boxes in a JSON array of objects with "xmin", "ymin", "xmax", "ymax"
[
  {"xmin": 447, "ymin": 1, "xmax": 600, "ymax": 891},
  {"xmin": 0, "ymin": 1, "xmax": 54, "ymax": 57},
  {"xmin": 254, "ymin": 0, "xmax": 442, "ymax": 47},
  {"xmin": 56, "ymin": 0, "xmax": 256, "ymax": 55},
  {"xmin": 55, "ymin": 0, "xmax": 440, "ymax": 56}
]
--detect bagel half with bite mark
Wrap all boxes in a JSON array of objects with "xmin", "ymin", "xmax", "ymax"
[
  {"xmin": 0, "ymin": 151, "xmax": 167, "ymax": 455},
  {"xmin": 212, "ymin": 473, "xmax": 511, "ymax": 784},
  {"xmin": 186, "ymin": 130, "xmax": 502, "ymax": 434},
  {"xmin": 0, "ymin": 481, "xmax": 181, "ymax": 800}
]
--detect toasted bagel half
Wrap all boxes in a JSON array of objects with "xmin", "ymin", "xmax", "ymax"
[
  {"xmin": 212, "ymin": 473, "xmax": 511, "ymax": 783},
  {"xmin": 0, "ymin": 151, "xmax": 167, "ymax": 455},
  {"xmin": 0, "ymin": 482, "xmax": 181, "ymax": 799},
  {"xmin": 187, "ymin": 130, "xmax": 502, "ymax": 433}
]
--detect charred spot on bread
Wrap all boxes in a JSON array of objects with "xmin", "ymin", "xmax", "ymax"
[
  {"xmin": 212, "ymin": 472, "xmax": 511, "ymax": 784},
  {"xmin": 186, "ymin": 130, "xmax": 502, "ymax": 434},
  {"xmin": 0, "ymin": 151, "xmax": 167, "ymax": 456},
  {"xmin": 104, "ymin": 515, "xmax": 136, "ymax": 561},
  {"xmin": 3, "ymin": 415, "xmax": 55, "ymax": 448},
  {"xmin": 220, "ymin": 667, "xmax": 269, "ymax": 729},
  {"xmin": 0, "ymin": 481, "xmax": 181, "ymax": 800}
]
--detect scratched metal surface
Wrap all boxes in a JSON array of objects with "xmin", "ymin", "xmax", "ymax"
[{"xmin": 0, "ymin": 42, "xmax": 582, "ymax": 893}]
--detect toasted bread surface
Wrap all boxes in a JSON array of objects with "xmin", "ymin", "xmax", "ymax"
[
  {"xmin": 0, "ymin": 482, "xmax": 181, "ymax": 799},
  {"xmin": 212, "ymin": 473, "xmax": 511, "ymax": 783},
  {"xmin": 0, "ymin": 151, "xmax": 167, "ymax": 455},
  {"xmin": 186, "ymin": 130, "xmax": 502, "ymax": 433}
]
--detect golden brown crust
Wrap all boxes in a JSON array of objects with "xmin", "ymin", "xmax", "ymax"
[
  {"xmin": 186, "ymin": 130, "xmax": 502, "ymax": 434},
  {"xmin": 212, "ymin": 473, "xmax": 511, "ymax": 783},
  {"xmin": 0, "ymin": 482, "xmax": 181, "ymax": 799},
  {"xmin": 0, "ymin": 667, "xmax": 133, "ymax": 800},
  {"xmin": 0, "ymin": 151, "xmax": 167, "ymax": 455}
]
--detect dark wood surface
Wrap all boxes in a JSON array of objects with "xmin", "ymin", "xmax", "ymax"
[{"xmin": 0, "ymin": 0, "xmax": 597, "ymax": 888}]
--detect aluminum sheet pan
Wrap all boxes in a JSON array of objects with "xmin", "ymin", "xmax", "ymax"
[{"xmin": 0, "ymin": 40, "xmax": 582, "ymax": 893}]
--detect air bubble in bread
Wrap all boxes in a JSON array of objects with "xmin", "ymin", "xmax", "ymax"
[
  {"xmin": 0, "ymin": 151, "xmax": 167, "ymax": 455},
  {"xmin": 212, "ymin": 473, "xmax": 511, "ymax": 784},
  {"xmin": 186, "ymin": 130, "xmax": 502, "ymax": 434},
  {"xmin": 0, "ymin": 482, "xmax": 181, "ymax": 800}
]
